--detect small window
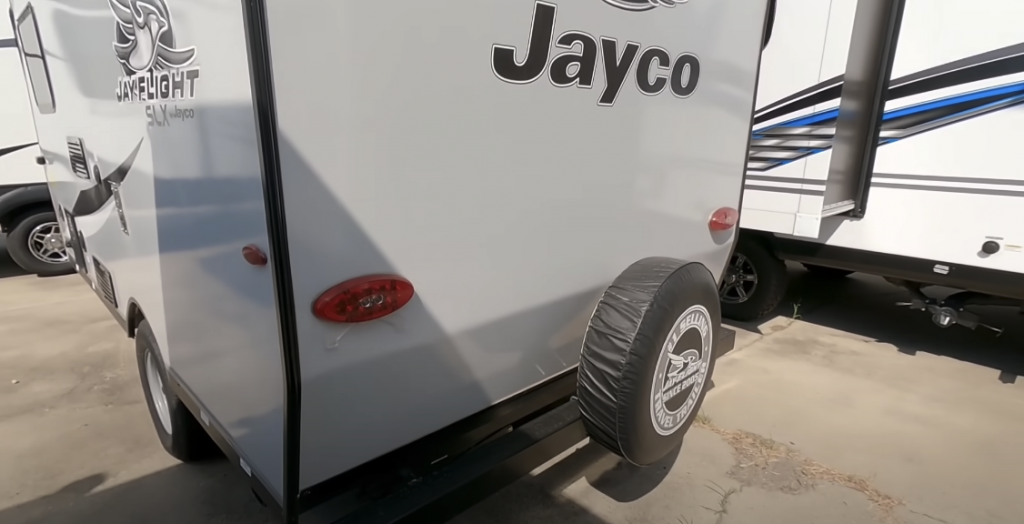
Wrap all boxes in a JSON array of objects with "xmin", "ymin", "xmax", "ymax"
[{"xmin": 16, "ymin": 4, "xmax": 55, "ymax": 114}]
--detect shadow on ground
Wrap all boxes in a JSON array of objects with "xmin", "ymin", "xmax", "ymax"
[
  {"xmin": 0, "ymin": 459, "xmax": 275, "ymax": 524},
  {"xmin": 0, "ymin": 239, "xmax": 29, "ymax": 279},
  {"xmin": 727, "ymin": 263, "xmax": 1024, "ymax": 383},
  {"xmin": 0, "ymin": 441, "xmax": 685, "ymax": 524},
  {"xmin": 453, "ymin": 441, "xmax": 681, "ymax": 524}
]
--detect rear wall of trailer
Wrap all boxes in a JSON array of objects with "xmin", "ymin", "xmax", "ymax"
[{"xmin": 256, "ymin": 0, "xmax": 769, "ymax": 490}]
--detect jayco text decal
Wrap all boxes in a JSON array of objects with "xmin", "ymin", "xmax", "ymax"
[{"xmin": 491, "ymin": 1, "xmax": 700, "ymax": 106}]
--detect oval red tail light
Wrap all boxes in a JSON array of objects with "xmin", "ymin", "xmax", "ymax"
[
  {"xmin": 709, "ymin": 207, "xmax": 739, "ymax": 231},
  {"xmin": 312, "ymin": 275, "xmax": 415, "ymax": 323}
]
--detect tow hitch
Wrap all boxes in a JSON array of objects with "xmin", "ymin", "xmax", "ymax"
[{"xmin": 888, "ymin": 279, "xmax": 1005, "ymax": 335}]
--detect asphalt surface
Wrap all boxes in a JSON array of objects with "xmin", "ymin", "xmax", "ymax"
[{"xmin": 2, "ymin": 244, "xmax": 1022, "ymax": 524}]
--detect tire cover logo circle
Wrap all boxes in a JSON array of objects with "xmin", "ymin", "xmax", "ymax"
[{"xmin": 650, "ymin": 304, "xmax": 713, "ymax": 436}]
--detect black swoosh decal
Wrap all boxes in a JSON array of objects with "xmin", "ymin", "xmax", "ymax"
[
  {"xmin": 71, "ymin": 138, "xmax": 143, "ymax": 217},
  {"xmin": 0, "ymin": 142, "xmax": 37, "ymax": 158}
]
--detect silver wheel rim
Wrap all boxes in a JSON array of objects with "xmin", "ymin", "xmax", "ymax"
[
  {"xmin": 146, "ymin": 352, "xmax": 173, "ymax": 435},
  {"xmin": 720, "ymin": 253, "xmax": 758, "ymax": 304},
  {"xmin": 28, "ymin": 221, "xmax": 69, "ymax": 264}
]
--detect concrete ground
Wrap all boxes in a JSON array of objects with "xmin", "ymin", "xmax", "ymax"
[{"xmin": 2, "ymin": 240, "xmax": 1023, "ymax": 524}]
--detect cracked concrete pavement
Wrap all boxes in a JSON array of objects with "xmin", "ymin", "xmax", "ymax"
[{"xmin": 2, "ymin": 244, "xmax": 1022, "ymax": 524}]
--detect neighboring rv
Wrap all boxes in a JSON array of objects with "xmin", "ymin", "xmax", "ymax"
[
  {"xmin": 0, "ymin": 14, "xmax": 69, "ymax": 275},
  {"xmin": 11, "ymin": 0, "xmax": 771, "ymax": 522},
  {"xmin": 722, "ymin": 0, "xmax": 1024, "ymax": 333}
]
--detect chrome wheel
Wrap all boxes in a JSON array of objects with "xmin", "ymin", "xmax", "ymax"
[
  {"xmin": 27, "ymin": 221, "xmax": 69, "ymax": 265},
  {"xmin": 720, "ymin": 253, "xmax": 758, "ymax": 304},
  {"xmin": 146, "ymin": 352, "xmax": 173, "ymax": 435}
]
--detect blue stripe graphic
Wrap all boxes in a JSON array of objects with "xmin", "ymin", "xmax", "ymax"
[{"xmin": 749, "ymin": 80, "xmax": 1024, "ymax": 172}]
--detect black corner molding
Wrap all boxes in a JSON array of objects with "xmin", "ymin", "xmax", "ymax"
[{"xmin": 239, "ymin": 0, "xmax": 304, "ymax": 522}]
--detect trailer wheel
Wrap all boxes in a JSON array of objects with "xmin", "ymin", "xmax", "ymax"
[
  {"xmin": 135, "ymin": 320, "xmax": 216, "ymax": 462},
  {"xmin": 578, "ymin": 258, "xmax": 719, "ymax": 466},
  {"xmin": 5, "ymin": 210, "xmax": 74, "ymax": 277},
  {"xmin": 719, "ymin": 236, "xmax": 787, "ymax": 322},
  {"xmin": 803, "ymin": 264, "xmax": 853, "ymax": 278}
]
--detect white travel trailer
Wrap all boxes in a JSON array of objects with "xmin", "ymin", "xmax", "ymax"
[
  {"xmin": 721, "ymin": 0, "xmax": 1024, "ymax": 332},
  {"xmin": 0, "ymin": 15, "xmax": 69, "ymax": 275},
  {"xmin": 10, "ymin": 0, "xmax": 773, "ymax": 522}
]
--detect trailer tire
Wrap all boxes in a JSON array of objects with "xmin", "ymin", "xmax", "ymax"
[
  {"xmin": 719, "ymin": 236, "xmax": 786, "ymax": 322},
  {"xmin": 578, "ymin": 258, "xmax": 719, "ymax": 467},
  {"xmin": 5, "ymin": 210, "xmax": 75, "ymax": 277},
  {"xmin": 136, "ymin": 320, "xmax": 217, "ymax": 462},
  {"xmin": 803, "ymin": 264, "xmax": 853, "ymax": 278}
]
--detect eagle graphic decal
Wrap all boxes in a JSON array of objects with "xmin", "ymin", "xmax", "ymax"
[
  {"xmin": 667, "ymin": 349, "xmax": 701, "ymax": 378},
  {"xmin": 109, "ymin": 0, "xmax": 196, "ymax": 75},
  {"xmin": 603, "ymin": 0, "xmax": 689, "ymax": 11}
]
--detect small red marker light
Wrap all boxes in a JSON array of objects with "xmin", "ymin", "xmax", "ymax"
[
  {"xmin": 312, "ymin": 275, "xmax": 415, "ymax": 323},
  {"xmin": 709, "ymin": 207, "xmax": 739, "ymax": 231},
  {"xmin": 242, "ymin": 244, "xmax": 268, "ymax": 266}
]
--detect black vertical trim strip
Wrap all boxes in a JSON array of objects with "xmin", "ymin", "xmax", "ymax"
[
  {"xmin": 239, "ymin": 1, "xmax": 303, "ymax": 522},
  {"xmin": 723, "ymin": 0, "xmax": 772, "ymax": 285},
  {"xmin": 761, "ymin": 0, "xmax": 776, "ymax": 51},
  {"xmin": 851, "ymin": 0, "xmax": 905, "ymax": 218}
]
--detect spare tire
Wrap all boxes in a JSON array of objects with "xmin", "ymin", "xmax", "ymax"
[{"xmin": 578, "ymin": 257, "xmax": 720, "ymax": 466}]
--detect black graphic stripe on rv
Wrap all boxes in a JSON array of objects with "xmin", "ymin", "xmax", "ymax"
[
  {"xmin": 744, "ymin": 178, "xmax": 1024, "ymax": 198},
  {"xmin": 748, "ymin": 41, "xmax": 1024, "ymax": 173},
  {"xmin": 0, "ymin": 142, "xmax": 37, "ymax": 158},
  {"xmin": 885, "ymin": 41, "xmax": 1024, "ymax": 101},
  {"xmin": 749, "ymin": 82, "xmax": 1024, "ymax": 172},
  {"xmin": 0, "ymin": 37, "xmax": 16, "ymax": 49},
  {"xmin": 752, "ymin": 75, "xmax": 844, "ymax": 126},
  {"xmin": 71, "ymin": 138, "xmax": 143, "ymax": 217},
  {"xmin": 754, "ymin": 41, "xmax": 1024, "ymax": 125}
]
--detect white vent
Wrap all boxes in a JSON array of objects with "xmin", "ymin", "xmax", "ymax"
[{"xmin": 67, "ymin": 137, "xmax": 90, "ymax": 180}]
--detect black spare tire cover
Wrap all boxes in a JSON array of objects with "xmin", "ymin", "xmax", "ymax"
[{"xmin": 578, "ymin": 257, "xmax": 720, "ymax": 466}]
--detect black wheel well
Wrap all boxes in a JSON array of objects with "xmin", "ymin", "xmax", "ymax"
[
  {"xmin": 0, "ymin": 202, "xmax": 53, "ymax": 233},
  {"xmin": 127, "ymin": 300, "xmax": 145, "ymax": 339},
  {"xmin": 737, "ymin": 230, "xmax": 781, "ymax": 257}
]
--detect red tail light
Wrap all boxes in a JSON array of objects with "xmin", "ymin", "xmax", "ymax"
[
  {"xmin": 312, "ymin": 275, "xmax": 415, "ymax": 323},
  {"xmin": 709, "ymin": 207, "xmax": 739, "ymax": 231},
  {"xmin": 241, "ymin": 244, "xmax": 268, "ymax": 266}
]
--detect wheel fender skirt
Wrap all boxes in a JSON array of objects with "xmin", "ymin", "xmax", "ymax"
[{"xmin": 0, "ymin": 184, "xmax": 51, "ymax": 229}]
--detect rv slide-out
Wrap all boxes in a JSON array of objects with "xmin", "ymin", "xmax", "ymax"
[{"xmin": 724, "ymin": 0, "xmax": 1024, "ymax": 327}]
